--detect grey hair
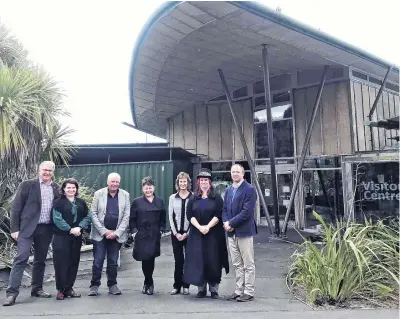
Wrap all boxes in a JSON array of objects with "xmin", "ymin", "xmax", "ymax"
[
  {"xmin": 39, "ymin": 161, "xmax": 55, "ymax": 171},
  {"xmin": 107, "ymin": 172, "xmax": 121, "ymax": 181}
]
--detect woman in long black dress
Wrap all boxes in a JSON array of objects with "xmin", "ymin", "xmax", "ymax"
[
  {"xmin": 184, "ymin": 168, "xmax": 229, "ymax": 299},
  {"xmin": 130, "ymin": 176, "xmax": 166, "ymax": 295}
]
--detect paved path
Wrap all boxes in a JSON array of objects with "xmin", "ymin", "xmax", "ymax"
[{"xmin": 0, "ymin": 228, "xmax": 398, "ymax": 318}]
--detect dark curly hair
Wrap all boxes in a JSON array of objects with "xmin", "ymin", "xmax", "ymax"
[{"xmin": 61, "ymin": 178, "xmax": 79, "ymax": 197}]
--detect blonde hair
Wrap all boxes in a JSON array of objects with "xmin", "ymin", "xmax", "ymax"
[{"xmin": 175, "ymin": 172, "xmax": 191, "ymax": 192}]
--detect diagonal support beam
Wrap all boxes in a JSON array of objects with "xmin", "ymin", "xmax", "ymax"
[
  {"xmin": 218, "ymin": 68, "xmax": 275, "ymax": 236},
  {"xmin": 262, "ymin": 45, "xmax": 280, "ymax": 236},
  {"xmin": 368, "ymin": 65, "xmax": 393, "ymax": 120},
  {"xmin": 281, "ymin": 65, "xmax": 329, "ymax": 236}
]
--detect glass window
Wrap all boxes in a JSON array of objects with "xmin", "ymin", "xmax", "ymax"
[
  {"xmin": 254, "ymin": 104, "xmax": 292, "ymax": 123},
  {"xmin": 303, "ymin": 169, "xmax": 343, "ymax": 228},
  {"xmin": 303, "ymin": 157, "xmax": 341, "ymax": 169},
  {"xmin": 211, "ymin": 171, "xmax": 251, "ymax": 198},
  {"xmin": 255, "ymin": 119, "xmax": 294, "ymax": 158},
  {"xmin": 353, "ymin": 161, "xmax": 399, "ymax": 221},
  {"xmin": 258, "ymin": 173, "xmax": 294, "ymax": 219},
  {"xmin": 233, "ymin": 86, "xmax": 247, "ymax": 98},
  {"xmin": 273, "ymin": 91, "xmax": 291, "ymax": 104},
  {"xmin": 212, "ymin": 172, "xmax": 232, "ymax": 198}
]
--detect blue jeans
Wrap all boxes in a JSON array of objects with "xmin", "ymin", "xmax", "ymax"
[{"xmin": 90, "ymin": 238, "xmax": 121, "ymax": 288}]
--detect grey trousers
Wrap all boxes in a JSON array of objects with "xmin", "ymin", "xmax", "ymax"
[{"xmin": 6, "ymin": 225, "xmax": 53, "ymax": 297}]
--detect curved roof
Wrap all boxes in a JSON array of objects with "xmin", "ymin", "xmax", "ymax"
[{"xmin": 129, "ymin": 1, "xmax": 398, "ymax": 138}]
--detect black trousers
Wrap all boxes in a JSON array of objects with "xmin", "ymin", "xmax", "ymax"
[
  {"xmin": 171, "ymin": 234, "xmax": 189, "ymax": 290},
  {"xmin": 52, "ymin": 234, "xmax": 82, "ymax": 291},
  {"xmin": 142, "ymin": 258, "xmax": 155, "ymax": 286},
  {"xmin": 6, "ymin": 224, "xmax": 53, "ymax": 297}
]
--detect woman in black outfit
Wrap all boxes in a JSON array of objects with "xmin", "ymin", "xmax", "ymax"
[
  {"xmin": 52, "ymin": 178, "xmax": 91, "ymax": 300},
  {"xmin": 183, "ymin": 168, "xmax": 229, "ymax": 299},
  {"xmin": 130, "ymin": 176, "xmax": 166, "ymax": 295}
]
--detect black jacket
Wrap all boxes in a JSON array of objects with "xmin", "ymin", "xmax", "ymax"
[
  {"xmin": 52, "ymin": 196, "xmax": 91, "ymax": 236},
  {"xmin": 10, "ymin": 178, "xmax": 60, "ymax": 237},
  {"xmin": 130, "ymin": 195, "xmax": 166, "ymax": 261}
]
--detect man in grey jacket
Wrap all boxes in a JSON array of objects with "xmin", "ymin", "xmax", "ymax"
[{"xmin": 88, "ymin": 173, "xmax": 130, "ymax": 296}]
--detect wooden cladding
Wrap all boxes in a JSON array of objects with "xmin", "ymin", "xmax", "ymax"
[
  {"xmin": 351, "ymin": 80, "xmax": 399, "ymax": 152},
  {"xmin": 168, "ymin": 99, "xmax": 253, "ymax": 161},
  {"xmin": 293, "ymin": 81, "xmax": 352, "ymax": 156}
]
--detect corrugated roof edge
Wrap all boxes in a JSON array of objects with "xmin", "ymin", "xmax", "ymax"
[{"xmin": 128, "ymin": 0, "xmax": 399, "ymax": 128}]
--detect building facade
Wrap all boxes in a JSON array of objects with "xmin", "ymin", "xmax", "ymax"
[{"xmin": 129, "ymin": 1, "xmax": 399, "ymax": 230}]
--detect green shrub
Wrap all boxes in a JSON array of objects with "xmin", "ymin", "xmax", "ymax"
[{"xmin": 288, "ymin": 212, "xmax": 399, "ymax": 307}]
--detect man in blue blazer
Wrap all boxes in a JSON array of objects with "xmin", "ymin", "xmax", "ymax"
[{"xmin": 222, "ymin": 164, "xmax": 257, "ymax": 302}]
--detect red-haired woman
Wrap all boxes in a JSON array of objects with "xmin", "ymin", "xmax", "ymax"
[{"xmin": 183, "ymin": 168, "xmax": 229, "ymax": 299}]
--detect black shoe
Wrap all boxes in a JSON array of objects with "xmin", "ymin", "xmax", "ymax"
[
  {"xmin": 196, "ymin": 290, "xmax": 207, "ymax": 298},
  {"xmin": 64, "ymin": 288, "xmax": 81, "ymax": 298},
  {"xmin": 142, "ymin": 284, "xmax": 148, "ymax": 294},
  {"xmin": 146, "ymin": 284, "xmax": 154, "ymax": 295},
  {"xmin": 211, "ymin": 292, "xmax": 219, "ymax": 299},
  {"xmin": 31, "ymin": 290, "xmax": 51, "ymax": 298},
  {"xmin": 3, "ymin": 296, "xmax": 16, "ymax": 307}
]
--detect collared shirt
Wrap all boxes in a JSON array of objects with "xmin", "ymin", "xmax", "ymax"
[
  {"xmin": 38, "ymin": 179, "xmax": 54, "ymax": 224},
  {"xmin": 231, "ymin": 179, "xmax": 244, "ymax": 202},
  {"xmin": 104, "ymin": 190, "xmax": 119, "ymax": 230}
]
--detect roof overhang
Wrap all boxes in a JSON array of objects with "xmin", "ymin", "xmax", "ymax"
[
  {"xmin": 129, "ymin": 1, "xmax": 399, "ymax": 138},
  {"xmin": 69, "ymin": 143, "xmax": 196, "ymax": 165}
]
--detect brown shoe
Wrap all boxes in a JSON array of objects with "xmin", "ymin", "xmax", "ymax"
[
  {"xmin": 31, "ymin": 290, "xmax": 52, "ymax": 298},
  {"xmin": 3, "ymin": 296, "xmax": 16, "ymax": 307},
  {"xmin": 237, "ymin": 293, "xmax": 254, "ymax": 302}
]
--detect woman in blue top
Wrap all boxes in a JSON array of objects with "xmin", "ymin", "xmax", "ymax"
[{"xmin": 52, "ymin": 178, "xmax": 91, "ymax": 300}]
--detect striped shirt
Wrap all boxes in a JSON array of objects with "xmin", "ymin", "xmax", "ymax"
[
  {"xmin": 168, "ymin": 192, "xmax": 191, "ymax": 235},
  {"xmin": 38, "ymin": 180, "xmax": 54, "ymax": 224}
]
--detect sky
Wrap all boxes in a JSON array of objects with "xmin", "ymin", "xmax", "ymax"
[{"xmin": 0, "ymin": 0, "xmax": 398, "ymax": 145}]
